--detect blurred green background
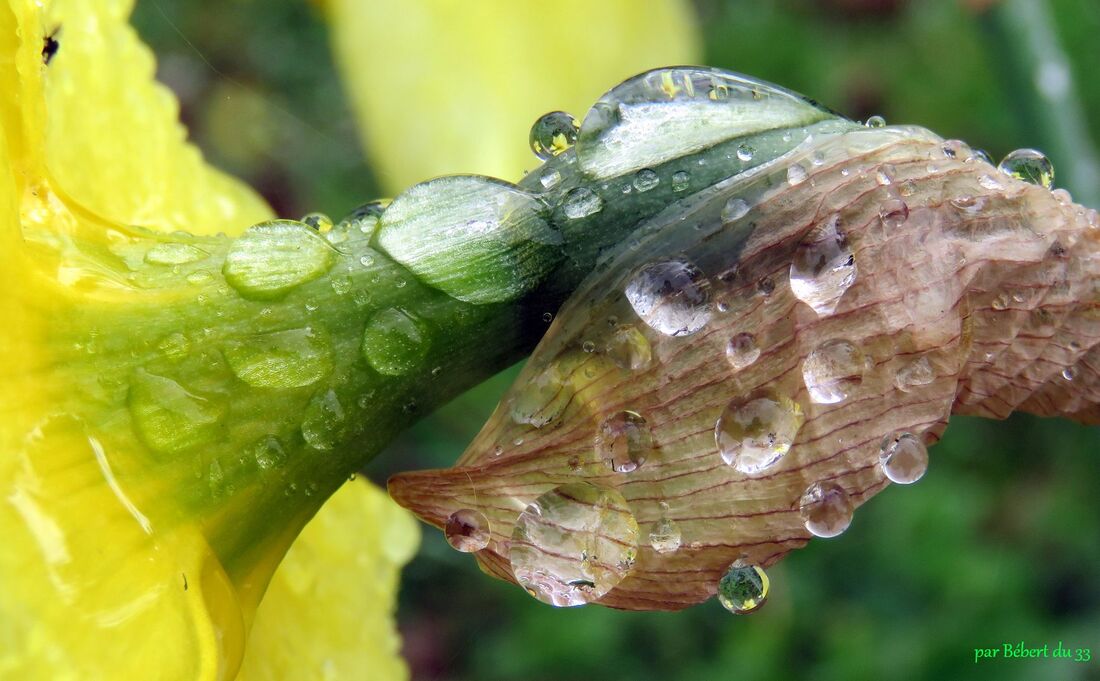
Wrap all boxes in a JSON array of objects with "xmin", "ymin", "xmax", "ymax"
[{"xmin": 133, "ymin": 1, "xmax": 1100, "ymax": 679}]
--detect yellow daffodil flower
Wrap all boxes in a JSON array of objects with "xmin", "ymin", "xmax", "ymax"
[{"xmin": 0, "ymin": 0, "xmax": 698, "ymax": 678}]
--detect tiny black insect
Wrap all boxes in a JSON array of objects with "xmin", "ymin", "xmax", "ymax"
[{"xmin": 42, "ymin": 27, "xmax": 60, "ymax": 65}]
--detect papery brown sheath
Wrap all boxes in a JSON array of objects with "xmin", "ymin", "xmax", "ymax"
[{"xmin": 390, "ymin": 109, "xmax": 1099, "ymax": 611}]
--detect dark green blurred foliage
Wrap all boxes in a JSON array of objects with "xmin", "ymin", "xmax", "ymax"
[{"xmin": 133, "ymin": 1, "xmax": 1099, "ymax": 679}]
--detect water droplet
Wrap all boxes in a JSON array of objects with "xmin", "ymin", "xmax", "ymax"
[
  {"xmin": 301, "ymin": 388, "xmax": 346, "ymax": 450},
  {"xmin": 1062, "ymin": 366, "xmax": 1077, "ymax": 381},
  {"xmin": 157, "ymin": 332, "xmax": 191, "ymax": 361},
  {"xmin": 810, "ymin": 151, "xmax": 826, "ymax": 166},
  {"xmin": 721, "ymin": 197, "xmax": 750, "ymax": 222},
  {"xmin": 799, "ymin": 481, "xmax": 853, "ymax": 538},
  {"xmin": 649, "ymin": 516, "xmax": 682, "ymax": 554},
  {"xmin": 187, "ymin": 270, "xmax": 214, "ymax": 286},
  {"xmin": 946, "ymin": 194, "xmax": 990, "ymax": 215},
  {"xmin": 632, "ymin": 168, "xmax": 659, "ymax": 193},
  {"xmin": 596, "ymin": 411, "xmax": 653, "ymax": 473},
  {"xmin": 725, "ymin": 332, "xmax": 760, "ymax": 370},
  {"xmin": 224, "ymin": 327, "xmax": 333, "ymax": 389},
  {"xmin": 361, "ymin": 308, "xmax": 431, "ymax": 376},
  {"xmin": 542, "ymin": 312, "xmax": 554, "ymax": 323},
  {"xmin": 941, "ymin": 139, "xmax": 969, "ymax": 159},
  {"xmin": 787, "ymin": 164, "xmax": 808, "ymax": 186},
  {"xmin": 359, "ymin": 254, "xmax": 375, "ymax": 267},
  {"xmin": 223, "ymin": 220, "xmax": 335, "ymax": 300},
  {"xmin": 377, "ymin": 176, "xmax": 558, "ymax": 304},
  {"xmin": 894, "ymin": 356, "xmax": 935, "ymax": 392},
  {"xmin": 978, "ymin": 173, "xmax": 1005, "ymax": 191},
  {"xmin": 878, "ymin": 198, "xmax": 909, "ymax": 229},
  {"xmin": 128, "ymin": 370, "xmax": 226, "ymax": 455},
  {"xmin": 301, "ymin": 212, "xmax": 333, "ymax": 232},
  {"xmin": 875, "ymin": 164, "xmax": 895, "ymax": 185},
  {"xmin": 530, "ymin": 111, "xmax": 580, "ymax": 160},
  {"xmin": 337, "ymin": 200, "xmax": 388, "ymax": 236},
  {"xmin": 671, "ymin": 170, "xmax": 690, "ymax": 192},
  {"xmin": 790, "ymin": 215, "xmax": 857, "ymax": 316},
  {"xmin": 625, "ymin": 258, "xmax": 712, "ymax": 337},
  {"xmin": 717, "ymin": 561, "xmax": 769, "ymax": 614},
  {"xmin": 715, "ymin": 391, "xmax": 804, "ymax": 474},
  {"xmin": 998, "ymin": 148, "xmax": 1054, "ymax": 188},
  {"xmin": 1051, "ymin": 188, "xmax": 1073, "ymax": 205},
  {"xmin": 445, "ymin": 509, "xmax": 491, "ymax": 552},
  {"xmin": 562, "ymin": 187, "xmax": 604, "ymax": 219},
  {"xmin": 880, "ymin": 433, "xmax": 928, "ymax": 484},
  {"xmin": 330, "ymin": 275, "xmax": 352, "ymax": 295},
  {"xmin": 510, "ymin": 482, "xmax": 639, "ymax": 607},
  {"xmin": 736, "ymin": 144, "xmax": 754, "ymax": 162},
  {"xmin": 605, "ymin": 324, "xmax": 652, "ymax": 371},
  {"xmin": 145, "ymin": 243, "xmax": 207, "ymax": 266},
  {"xmin": 865, "ymin": 115, "xmax": 886, "ymax": 128},
  {"xmin": 802, "ymin": 339, "xmax": 865, "ymax": 404},
  {"xmin": 250, "ymin": 435, "xmax": 288, "ymax": 470},
  {"xmin": 574, "ymin": 67, "xmax": 834, "ymax": 179},
  {"xmin": 511, "ymin": 361, "xmax": 570, "ymax": 428},
  {"xmin": 582, "ymin": 340, "xmax": 596, "ymax": 353},
  {"xmin": 539, "ymin": 168, "xmax": 562, "ymax": 190},
  {"xmin": 757, "ymin": 277, "xmax": 775, "ymax": 296}
]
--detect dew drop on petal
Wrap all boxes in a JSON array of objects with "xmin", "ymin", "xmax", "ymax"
[
  {"xmin": 790, "ymin": 214, "xmax": 856, "ymax": 316},
  {"xmin": 632, "ymin": 168, "xmax": 660, "ymax": 193},
  {"xmin": 717, "ymin": 561, "xmax": 770, "ymax": 614},
  {"xmin": 880, "ymin": 433, "xmax": 929, "ymax": 484},
  {"xmin": 736, "ymin": 144, "xmax": 754, "ymax": 162},
  {"xmin": 223, "ymin": 220, "xmax": 335, "ymax": 300},
  {"xmin": 802, "ymin": 339, "xmax": 866, "ymax": 404},
  {"xmin": 998, "ymin": 148, "xmax": 1054, "ymax": 188},
  {"xmin": 596, "ymin": 411, "xmax": 654, "ymax": 473},
  {"xmin": 530, "ymin": 111, "xmax": 580, "ymax": 160},
  {"xmin": 725, "ymin": 332, "xmax": 760, "ymax": 370},
  {"xmin": 799, "ymin": 481, "xmax": 853, "ymax": 538},
  {"xmin": 721, "ymin": 197, "xmax": 750, "ymax": 223},
  {"xmin": 510, "ymin": 361, "xmax": 570, "ymax": 428},
  {"xmin": 360, "ymin": 307, "xmax": 431, "ymax": 376},
  {"xmin": 301, "ymin": 212, "xmax": 334, "ymax": 232},
  {"xmin": 445, "ymin": 509, "xmax": 491, "ymax": 552},
  {"xmin": 145, "ymin": 243, "xmax": 207, "ymax": 266},
  {"xmin": 605, "ymin": 324, "xmax": 652, "ymax": 371},
  {"xmin": 625, "ymin": 258, "xmax": 712, "ymax": 337},
  {"xmin": 510, "ymin": 482, "xmax": 639, "ymax": 607},
  {"xmin": 301, "ymin": 388, "xmax": 346, "ymax": 451},
  {"xmin": 649, "ymin": 516, "xmax": 682, "ymax": 554},
  {"xmin": 978, "ymin": 173, "xmax": 1005, "ymax": 191},
  {"xmin": 894, "ymin": 356, "xmax": 935, "ymax": 392},
  {"xmin": 539, "ymin": 169, "xmax": 562, "ymax": 190},
  {"xmin": 715, "ymin": 391, "xmax": 804, "ymax": 474},
  {"xmin": 562, "ymin": 187, "xmax": 604, "ymax": 219},
  {"xmin": 671, "ymin": 170, "xmax": 690, "ymax": 192},
  {"xmin": 865, "ymin": 115, "xmax": 886, "ymax": 128},
  {"xmin": 878, "ymin": 198, "xmax": 909, "ymax": 229},
  {"xmin": 786, "ymin": 164, "xmax": 808, "ymax": 186}
]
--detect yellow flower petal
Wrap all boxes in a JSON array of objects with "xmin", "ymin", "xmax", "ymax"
[
  {"xmin": 0, "ymin": 1, "xmax": 417, "ymax": 678},
  {"xmin": 238, "ymin": 480, "xmax": 418, "ymax": 681},
  {"xmin": 23, "ymin": 0, "xmax": 271, "ymax": 234},
  {"xmin": 326, "ymin": 0, "xmax": 700, "ymax": 192}
]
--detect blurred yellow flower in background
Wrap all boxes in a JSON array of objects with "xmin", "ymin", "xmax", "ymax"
[{"xmin": 0, "ymin": 0, "xmax": 697, "ymax": 678}]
